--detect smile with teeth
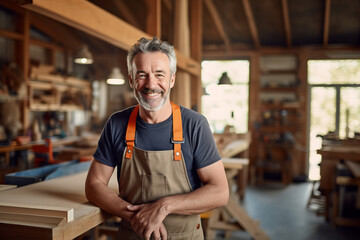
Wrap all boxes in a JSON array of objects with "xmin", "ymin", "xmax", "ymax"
[{"xmin": 142, "ymin": 89, "xmax": 162, "ymax": 97}]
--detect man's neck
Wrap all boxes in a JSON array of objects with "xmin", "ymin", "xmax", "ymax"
[{"xmin": 138, "ymin": 101, "xmax": 172, "ymax": 124}]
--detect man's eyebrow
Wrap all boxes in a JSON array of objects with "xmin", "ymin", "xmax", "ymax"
[{"xmin": 135, "ymin": 70, "xmax": 146, "ymax": 74}]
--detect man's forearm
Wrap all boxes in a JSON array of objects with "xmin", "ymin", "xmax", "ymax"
[
  {"xmin": 160, "ymin": 181, "xmax": 229, "ymax": 216},
  {"xmin": 85, "ymin": 179, "xmax": 134, "ymax": 221}
]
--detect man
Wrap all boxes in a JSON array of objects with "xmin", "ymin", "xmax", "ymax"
[{"xmin": 85, "ymin": 37, "xmax": 229, "ymax": 240}]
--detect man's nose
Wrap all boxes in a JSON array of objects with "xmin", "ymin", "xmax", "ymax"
[{"xmin": 145, "ymin": 73, "xmax": 157, "ymax": 88}]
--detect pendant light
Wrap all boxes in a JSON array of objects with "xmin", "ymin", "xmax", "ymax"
[
  {"xmin": 106, "ymin": 67, "xmax": 125, "ymax": 85},
  {"xmin": 218, "ymin": 72, "xmax": 232, "ymax": 85},
  {"xmin": 74, "ymin": 45, "xmax": 93, "ymax": 64}
]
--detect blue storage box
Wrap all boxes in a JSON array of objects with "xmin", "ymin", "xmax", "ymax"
[{"xmin": 4, "ymin": 160, "xmax": 78, "ymax": 187}]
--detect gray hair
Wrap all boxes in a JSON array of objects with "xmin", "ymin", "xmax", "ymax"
[{"xmin": 127, "ymin": 37, "xmax": 177, "ymax": 79}]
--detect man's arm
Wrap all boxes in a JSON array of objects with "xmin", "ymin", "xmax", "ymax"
[
  {"xmin": 85, "ymin": 159, "xmax": 134, "ymax": 221},
  {"xmin": 127, "ymin": 160, "xmax": 229, "ymax": 238},
  {"xmin": 162, "ymin": 159, "xmax": 229, "ymax": 214}
]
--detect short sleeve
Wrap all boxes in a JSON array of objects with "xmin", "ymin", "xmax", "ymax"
[
  {"xmin": 192, "ymin": 116, "xmax": 222, "ymax": 169},
  {"xmin": 93, "ymin": 117, "xmax": 117, "ymax": 167}
]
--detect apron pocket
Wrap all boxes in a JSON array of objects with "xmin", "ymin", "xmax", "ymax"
[{"xmin": 142, "ymin": 174, "xmax": 167, "ymax": 202}]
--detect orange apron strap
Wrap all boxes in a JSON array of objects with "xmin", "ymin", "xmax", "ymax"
[
  {"xmin": 171, "ymin": 102, "xmax": 183, "ymax": 161},
  {"xmin": 125, "ymin": 105, "xmax": 139, "ymax": 159}
]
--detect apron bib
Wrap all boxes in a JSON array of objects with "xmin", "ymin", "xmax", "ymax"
[{"xmin": 117, "ymin": 102, "xmax": 204, "ymax": 240}]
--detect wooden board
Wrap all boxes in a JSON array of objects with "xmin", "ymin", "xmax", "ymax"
[
  {"xmin": 0, "ymin": 168, "xmax": 118, "ymax": 240},
  {"xmin": 0, "ymin": 202, "xmax": 73, "ymax": 223},
  {"xmin": 345, "ymin": 161, "xmax": 360, "ymax": 179}
]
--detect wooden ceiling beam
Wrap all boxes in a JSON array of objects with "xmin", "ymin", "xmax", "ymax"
[
  {"xmin": 21, "ymin": 0, "xmax": 200, "ymax": 77},
  {"xmin": 204, "ymin": 0, "xmax": 231, "ymax": 50},
  {"xmin": 281, "ymin": 0, "xmax": 292, "ymax": 48},
  {"xmin": 29, "ymin": 12, "xmax": 81, "ymax": 51},
  {"xmin": 161, "ymin": 0, "xmax": 172, "ymax": 11},
  {"xmin": 145, "ymin": 0, "xmax": 161, "ymax": 38},
  {"xmin": 242, "ymin": 0, "xmax": 260, "ymax": 48},
  {"xmin": 112, "ymin": 0, "xmax": 141, "ymax": 30},
  {"xmin": 323, "ymin": 0, "xmax": 331, "ymax": 47}
]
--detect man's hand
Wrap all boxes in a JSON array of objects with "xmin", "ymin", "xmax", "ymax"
[{"xmin": 127, "ymin": 202, "xmax": 168, "ymax": 240}]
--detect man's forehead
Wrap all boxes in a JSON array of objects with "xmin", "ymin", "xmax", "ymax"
[{"xmin": 133, "ymin": 52, "xmax": 170, "ymax": 69}]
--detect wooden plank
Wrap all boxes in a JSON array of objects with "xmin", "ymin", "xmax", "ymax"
[
  {"xmin": 173, "ymin": 0, "xmax": 192, "ymax": 108},
  {"xmin": 204, "ymin": 0, "xmax": 231, "ymax": 50},
  {"xmin": 223, "ymin": 158, "xmax": 249, "ymax": 170},
  {"xmin": 29, "ymin": 12, "xmax": 82, "ymax": 51},
  {"xmin": 242, "ymin": 0, "xmax": 260, "ymax": 48},
  {"xmin": 345, "ymin": 161, "xmax": 360, "ymax": 178},
  {"xmin": 190, "ymin": 0, "xmax": 203, "ymax": 113},
  {"xmin": 0, "ymin": 212, "xmax": 66, "ymax": 227},
  {"xmin": 21, "ymin": 0, "xmax": 200, "ymax": 77},
  {"xmin": 281, "ymin": 0, "xmax": 292, "ymax": 47},
  {"xmin": 0, "ymin": 171, "xmax": 118, "ymax": 240},
  {"xmin": 323, "ymin": 0, "xmax": 331, "ymax": 47},
  {"xmin": 0, "ymin": 29, "xmax": 24, "ymax": 40},
  {"xmin": 0, "ymin": 202, "xmax": 74, "ymax": 223},
  {"xmin": 145, "ymin": 0, "xmax": 161, "ymax": 38},
  {"xmin": 0, "ymin": 185, "xmax": 17, "ymax": 192},
  {"xmin": 113, "ymin": 0, "xmax": 141, "ymax": 29},
  {"xmin": 226, "ymin": 197, "xmax": 269, "ymax": 240}
]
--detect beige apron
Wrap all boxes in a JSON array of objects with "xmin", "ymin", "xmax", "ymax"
[{"xmin": 116, "ymin": 102, "xmax": 204, "ymax": 240}]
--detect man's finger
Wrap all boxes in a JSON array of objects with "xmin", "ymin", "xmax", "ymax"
[
  {"xmin": 159, "ymin": 224, "xmax": 167, "ymax": 240},
  {"xmin": 127, "ymin": 205, "xmax": 141, "ymax": 211}
]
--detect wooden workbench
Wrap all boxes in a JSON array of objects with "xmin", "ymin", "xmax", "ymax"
[
  {"xmin": 0, "ymin": 135, "xmax": 99, "ymax": 166},
  {"xmin": 317, "ymin": 144, "xmax": 360, "ymax": 223},
  {"xmin": 317, "ymin": 145, "xmax": 360, "ymax": 192},
  {"xmin": 0, "ymin": 170, "xmax": 117, "ymax": 240},
  {"xmin": 206, "ymin": 157, "xmax": 269, "ymax": 240}
]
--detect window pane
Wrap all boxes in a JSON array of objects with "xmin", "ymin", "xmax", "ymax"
[
  {"xmin": 201, "ymin": 60, "xmax": 249, "ymax": 133},
  {"xmin": 308, "ymin": 60, "xmax": 360, "ymax": 84},
  {"xmin": 309, "ymin": 87, "xmax": 336, "ymax": 180},
  {"xmin": 340, "ymin": 87, "xmax": 360, "ymax": 138}
]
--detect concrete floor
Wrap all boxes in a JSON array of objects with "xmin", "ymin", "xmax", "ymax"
[{"xmin": 214, "ymin": 182, "xmax": 360, "ymax": 240}]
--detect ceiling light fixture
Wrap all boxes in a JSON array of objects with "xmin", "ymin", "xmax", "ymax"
[
  {"xmin": 74, "ymin": 45, "xmax": 93, "ymax": 64},
  {"xmin": 218, "ymin": 72, "xmax": 232, "ymax": 85},
  {"xmin": 106, "ymin": 67, "xmax": 125, "ymax": 85}
]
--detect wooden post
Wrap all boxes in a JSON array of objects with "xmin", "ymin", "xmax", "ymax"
[
  {"xmin": 172, "ymin": 0, "xmax": 191, "ymax": 108},
  {"xmin": 21, "ymin": 10, "xmax": 30, "ymax": 134},
  {"xmin": 145, "ymin": 0, "xmax": 161, "ymax": 39},
  {"xmin": 190, "ymin": 0, "xmax": 203, "ymax": 112}
]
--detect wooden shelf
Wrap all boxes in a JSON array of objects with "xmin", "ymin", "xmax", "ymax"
[
  {"xmin": 261, "ymin": 125, "xmax": 298, "ymax": 133},
  {"xmin": 30, "ymin": 104, "xmax": 85, "ymax": 112},
  {"xmin": 260, "ymin": 87, "xmax": 298, "ymax": 93},
  {"xmin": 28, "ymin": 69, "xmax": 91, "ymax": 112},
  {"xmin": 260, "ymin": 69, "xmax": 297, "ymax": 75},
  {"xmin": 261, "ymin": 102, "xmax": 300, "ymax": 109}
]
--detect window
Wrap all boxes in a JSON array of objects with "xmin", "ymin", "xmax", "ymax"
[
  {"xmin": 201, "ymin": 60, "xmax": 250, "ymax": 133},
  {"xmin": 308, "ymin": 59, "xmax": 360, "ymax": 180}
]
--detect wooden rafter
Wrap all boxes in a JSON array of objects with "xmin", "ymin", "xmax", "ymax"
[
  {"xmin": 190, "ymin": 0, "xmax": 203, "ymax": 112},
  {"xmin": 21, "ymin": 0, "xmax": 200, "ymax": 77},
  {"xmin": 323, "ymin": 0, "xmax": 331, "ymax": 47},
  {"xmin": 161, "ymin": 0, "xmax": 172, "ymax": 11},
  {"xmin": 112, "ymin": 0, "xmax": 141, "ymax": 29},
  {"xmin": 204, "ymin": 0, "xmax": 231, "ymax": 50},
  {"xmin": 281, "ymin": 0, "xmax": 292, "ymax": 48},
  {"xmin": 145, "ymin": 0, "xmax": 161, "ymax": 38},
  {"xmin": 30, "ymin": 12, "xmax": 81, "ymax": 51},
  {"xmin": 242, "ymin": 0, "xmax": 260, "ymax": 48}
]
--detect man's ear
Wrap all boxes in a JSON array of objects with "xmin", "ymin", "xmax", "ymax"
[
  {"xmin": 170, "ymin": 73, "xmax": 176, "ymax": 89},
  {"xmin": 129, "ymin": 75, "xmax": 134, "ymax": 89}
]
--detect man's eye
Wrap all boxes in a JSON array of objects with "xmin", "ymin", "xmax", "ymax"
[
  {"xmin": 137, "ymin": 74, "xmax": 146, "ymax": 79},
  {"xmin": 156, "ymin": 74, "xmax": 165, "ymax": 78}
]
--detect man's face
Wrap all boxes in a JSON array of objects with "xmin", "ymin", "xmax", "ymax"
[{"xmin": 130, "ymin": 52, "xmax": 175, "ymax": 111}]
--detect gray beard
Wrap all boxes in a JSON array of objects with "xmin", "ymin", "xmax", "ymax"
[{"xmin": 134, "ymin": 89, "xmax": 170, "ymax": 112}]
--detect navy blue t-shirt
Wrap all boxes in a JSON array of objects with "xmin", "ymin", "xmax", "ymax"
[{"xmin": 93, "ymin": 105, "xmax": 222, "ymax": 190}]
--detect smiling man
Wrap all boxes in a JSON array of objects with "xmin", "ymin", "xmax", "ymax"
[{"xmin": 85, "ymin": 37, "xmax": 229, "ymax": 240}]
